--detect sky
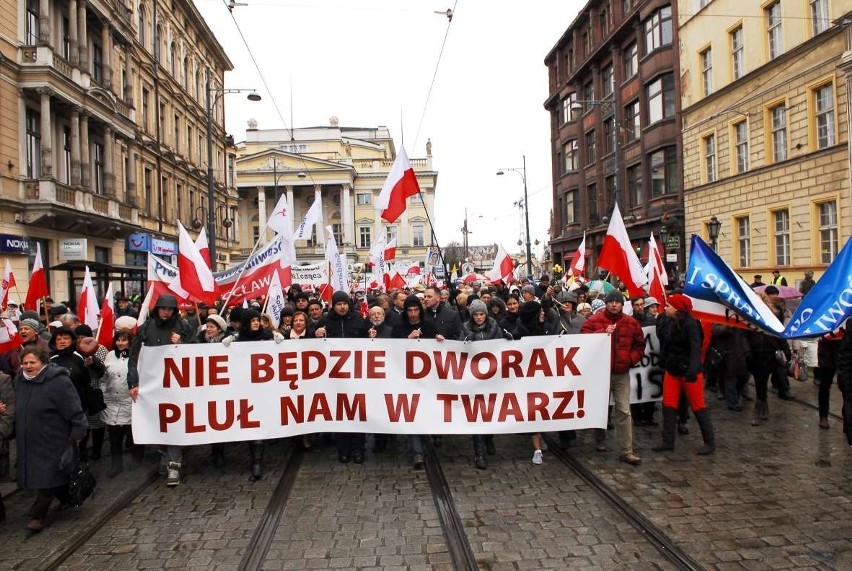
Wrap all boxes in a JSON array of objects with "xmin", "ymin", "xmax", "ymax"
[{"xmin": 194, "ymin": 0, "xmax": 580, "ymax": 259}]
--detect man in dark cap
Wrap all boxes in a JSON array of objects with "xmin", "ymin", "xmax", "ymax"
[
  {"xmin": 114, "ymin": 294, "xmax": 138, "ymax": 319},
  {"xmin": 799, "ymin": 270, "xmax": 816, "ymax": 296},
  {"xmin": 750, "ymin": 275, "xmax": 764, "ymax": 288}
]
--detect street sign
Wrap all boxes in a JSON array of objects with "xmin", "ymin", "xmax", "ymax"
[
  {"xmin": 666, "ymin": 236, "xmax": 680, "ymax": 250},
  {"xmin": 666, "ymin": 253, "xmax": 677, "ymax": 262}
]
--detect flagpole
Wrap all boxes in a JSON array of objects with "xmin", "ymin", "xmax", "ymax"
[{"xmin": 220, "ymin": 237, "xmax": 267, "ymax": 308}]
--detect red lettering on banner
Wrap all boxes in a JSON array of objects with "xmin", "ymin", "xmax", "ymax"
[
  {"xmin": 185, "ymin": 404, "xmax": 206, "ymax": 432},
  {"xmin": 385, "ymin": 394, "xmax": 420, "ymax": 422},
  {"xmin": 302, "ymin": 351, "xmax": 325, "ymax": 380},
  {"xmin": 552, "ymin": 391, "xmax": 575, "ymax": 420},
  {"xmin": 279, "ymin": 352, "xmax": 298, "ymax": 388},
  {"xmin": 308, "ymin": 394, "xmax": 332, "ymax": 421},
  {"xmin": 555, "ymin": 347, "xmax": 581, "ymax": 376},
  {"xmin": 470, "ymin": 353, "xmax": 497, "ymax": 379},
  {"xmin": 461, "ymin": 394, "xmax": 497, "ymax": 422},
  {"xmin": 354, "ymin": 350, "xmax": 363, "ymax": 378},
  {"xmin": 526, "ymin": 349, "xmax": 553, "ymax": 377},
  {"xmin": 407, "ymin": 351, "xmax": 430, "ymax": 379},
  {"xmin": 576, "ymin": 390, "xmax": 585, "ymax": 418},
  {"xmin": 159, "ymin": 403, "xmax": 180, "ymax": 432},
  {"xmin": 337, "ymin": 393, "xmax": 366, "ymax": 421},
  {"xmin": 497, "ymin": 393, "xmax": 524, "ymax": 421},
  {"xmin": 239, "ymin": 399, "xmax": 261, "ymax": 428},
  {"xmin": 280, "ymin": 393, "xmax": 367, "ymax": 425},
  {"xmin": 280, "ymin": 395, "xmax": 304, "ymax": 424},
  {"xmin": 526, "ymin": 392, "xmax": 550, "ymax": 420},
  {"xmin": 329, "ymin": 351, "xmax": 350, "ymax": 378},
  {"xmin": 501, "ymin": 350, "xmax": 524, "ymax": 378},
  {"xmin": 367, "ymin": 351, "xmax": 386, "ymax": 378},
  {"xmin": 436, "ymin": 393, "xmax": 458, "ymax": 421},
  {"xmin": 164, "ymin": 356, "xmax": 231, "ymax": 388},
  {"xmin": 208, "ymin": 400, "xmax": 235, "ymax": 430},
  {"xmin": 433, "ymin": 351, "xmax": 468, "ymax": 379},
  {"xmin": 252, "ymin": 354, "xmax": 274, "ymax": 383}
]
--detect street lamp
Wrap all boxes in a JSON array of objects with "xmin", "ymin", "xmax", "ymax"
[
  {"xmin": 659, "ymin": 225, "xmax": 669, "ymax": 251},
  {"xmin": 496, "ymin": 155, "xmax": 532, "ymax": 279},
  {"xmin": 571, "ymin": 98, "xmax": 621, "ymax": 211},
  {"xmin": 708, "ymin": 215, "xmax": 722, "ymax": 252},
  {"xmin": 192, "ymin": 204, "xmax": 233, "ymax": 234},
  {"xmin": 206, "ymin": 68, "xmax": 260, "ymax": 268}
]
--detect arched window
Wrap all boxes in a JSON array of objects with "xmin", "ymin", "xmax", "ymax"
[
  {"xmin": 169, "ymin": 42, "xmax": 176, "ymax": 76},
  {"xmin": 183, "ymin": 56, "xmax": 189, "ymax": 89},
  {"xmin": 138, "ymin": 4, "xmax": 146, "ymax": 48},
  {"xmin": 155, "ymin": 24, "xmax": 162, "ymax": 60}
]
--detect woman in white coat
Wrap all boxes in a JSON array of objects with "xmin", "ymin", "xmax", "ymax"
[{"xmin": 100, "ymin": 331, "xmax": 135, "ymax": 477}]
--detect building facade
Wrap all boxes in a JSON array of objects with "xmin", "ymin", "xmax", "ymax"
[
  {"xmin": 0, "ymin": 0, "xmax": 233, "ymax": 304},
  {"xmin": 545, "ymin": 0, "xmax": 685, "ymax": 279},
  {"xmin": 679, "ymin": 0, "xmax": 852, "ymax": 285},
  {"xmin": 233, "ymin": 121, "xmax": 437, "ymax": 273}
]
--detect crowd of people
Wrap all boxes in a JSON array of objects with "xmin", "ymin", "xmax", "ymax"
[{"xmin": 0, "ymin": 267, "xmax": 849, "ymax": 532}]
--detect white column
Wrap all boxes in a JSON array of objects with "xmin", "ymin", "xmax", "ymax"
[
  {"xmin": 286, "ymin": 185, "xmax": 295, "ymax": 230},
  {"xmin": 104, "ymin": 127, "xmax": 115, "ymax": 195},
  {"xmin": 373, "ymin": 189, "xmax": 382, "ymax": 255},
  {"xmin": 126, "ymin": 144, "xmax": 137, "ymax": 205},
  {"xmin": 39, "ymin": 0, "xmax": 50, "ymax": 45},
  {"xmin": 257, "ymin": 187, "xmax": 268, "ymax": 242},
  {"xmin": 314, "ymin": 185, "xmax": 325, "ymax": 246},
  {"xmin": 70, "ymin": 107, "xmax": 81, "ymax": 185},
  {"xmin": 68, "ymin": 0, "xmax": 79, "ymax": 66},
  {"xmin": 78, "ymin": 0, "xmax": 88, "ymax": 72},
  {"xmin": 341, "ymin": 183, "xmax": 353, "ymax": 245},
  {"xmin": 101, "ymin": 24, "xmax": 112, "ymax": 89},
  {"xmin": 80, "ymin": 114, "xmax": 90, "ymax": 188},
  {"xmin": 38, "ymin": 89, "xmax": 53, "ymax": 178}
]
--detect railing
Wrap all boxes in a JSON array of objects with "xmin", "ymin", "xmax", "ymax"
[
  {"xmin": 118, "ymin": 205, "xmax": 133, "ymax": 220},
  {"xmin": 92, "ymin": 195, "xmax": 109, "ymax": 214},
  {"xmin": 51, "ymin": 53, "xmax": 73, "ymax": 80},
  {"xmin": 56, "ymin": 184, "xmax": 75, "ymax": 206},
  {"xmin": 351, "ymin": 157, "xmax": 429, "ymax": 170}
]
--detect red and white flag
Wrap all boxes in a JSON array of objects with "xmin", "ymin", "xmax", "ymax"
[
  {"xmin": 384, "ymin": 238, "xmax": 397, "ymax": 261},
  {"xmin": 0, "ymin": 318, "xmax": 23, "ymax": 354},
  {"xmin": 569, "ymin": 233, "xmax": 587, "ymax": 277},
  {"xmin": 325, "ymin": 226, "xmax": 348, "ymax": 293},
  {"xmin": 376, "ymin": 147, "xmax": 421, "ymax": 223},
  {"xmin": 265, "ymin": 194, "xmax": 298, "ymax": 264},
  {"xmin": 173, "ymin": 221, "xmax": 218, "ymax": 306},
  {"xmin": 487, "ymin": 245, "xmax": 514, "ymax": 284},
  {"xmin": 136, "ymin": 283, "xmax": 155, "ymax": 328},
  {"xmin": 265, "ymin": 268, "xmax": 287, "ymax": 328},
  {"xmin": 77, "ymin": 266, "xmax": 99, "ymax": 331},
  {"xmin": 405, "ymin": 262, "xmax": 421, "ymax": 276},
  {"xmin": 293, "ymin": 197, "xmax": 322, "ymax": 240},
  {"xmin": 597, "ymin": 204, "xmax": 648, "ymax": 297},
  {"xmin": 194, "ymin": 227, "xmax": 211, "ymax": 269},
  {"xmin": 369, "ymin": 232, "xmax": 388, "ymax": 276},
  {"xmin": 0, "ymin": 259, "xmax": 16, "ymax": 309},
  {"xmin": 25, "ymin": 243, "xmax": 49, "ymax": 311},
  {"xmin": 97, "ymin": 283, "xmax": 115, "ymax": 350},
  {"xmin": 644, "ymin": 234, "xmax": 667, "ymax": 309}
]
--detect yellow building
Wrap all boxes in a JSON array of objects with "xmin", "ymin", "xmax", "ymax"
[
  {"xmin": 234, "ymin": 120, "xmax": 437, "ymax": 273},
  {"xmin": 0, "ymin": 0, "xmax": 233, "ymax": 304},
  {"xmin": 678, "ymin": 0, "xmax": 852, "ymax": 285}
]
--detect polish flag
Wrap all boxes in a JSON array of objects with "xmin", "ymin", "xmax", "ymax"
[
  {"xmin": 384, "ymin": 238, "xmax": 397, "ymax": 261},
  {"xmin": 597, "ymin": 204, "xmax": 648, "ymax": 297},
  {"xmin": 265, "ymin": 194, "xmax": 297, "ymax": 264},
  {"xmin": 0, "ymin": 318, "xmax": 23, "ymax": 354},
  {"xmin": 0, "ymin": 259, "xmax": 16, "ymax": 309},
  {"xmin": 194, "ymin": 227, "xmax": 211, "ymax": 269},
  {"xmin": 487, "ymin": 245, "xmax": 514, "ymax": 284},
  {"xmin": 293, "ymin": 197, "xmax": 322, "ymax": 240},
  {"xmin": 405, "ymin": 263, "xmax": 421, "ymax": 276},
  {"xmin": 174, "ymin": 221, "xmax": 218, "ymax": 306},
  {"xmin": 77, "ymin": 266, "xmax": 99, "ymax": 330},
  {"xmin": 136, "ymin": 283, "xmax": 155, "ymax": 328},
  {"xmin": 25, "ymin": 243, "xmax": 49, "ymax": 311},
  {"xmin": 376, "ymin": 147, "xmax": 421, "ymax": 223},
  {"xmin": 369, "ymin": 232, "xmax": 388, "ymax": 275},
  {"xmin": 569, "ymin": 233, "xmax": 587, "ymax": 277},
  {"xmin": 97, "ymin": 283, "xmax": 115, "ymax": 350}
]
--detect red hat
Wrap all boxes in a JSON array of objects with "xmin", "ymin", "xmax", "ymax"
[{"xmin": 667, "ymin": 293, "xmax": 693, "ymax": 313}]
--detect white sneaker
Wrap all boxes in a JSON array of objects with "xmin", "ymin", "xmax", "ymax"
[
  {"xmin": 166, "ymin": 462, "xmax": 181, "ymax": 487},
  {"xmin": 532, "ymin": 450, "xmax": 543, "ymax": 465}
]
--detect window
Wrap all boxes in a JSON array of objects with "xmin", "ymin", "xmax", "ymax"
[
  {"xmin": 561, "ymin": 93, "xmax": 577, "ymax": 124},
  {"xmin": 582, "ymin": 81, "xmax": 595, "ymax": 109},
  {"xmin": 602, "ymin": 64, "xmax": 614, "ymax": 97},
  {"xmin": 62, "ymin": 127, "xmax": 72, "ymax": 184},
  {"xmin": 356, "ymin": 192, "xmax": 371, "ymax": 205},
  {"xmin": 170, "ymin": 42, "xmax": 177, "ymax": 76},
  {"xmin": 25, "ymin": 108, "xmax": 40, "ymax": 178},
  {"xmin": 766, "ymin": 2, "xmax": 782, "ymax": 60},
  {"xmin": 703, "ymin": 134, "xmax": 716, "ymax": 182},
  {"xmin": 187, "ymin": 125, "xmax": 193, "ymax": 161},
  {"xmin": 815, "ymin": 84, "xmax": 835, "ymax": 149},
  {"xmin": 144, "ymin": 167, "xmax": 152, "ymax": 214},
  {"xmin": 93, "ymin": 141, "xmax": 105, "ymax": 194},
  {"xmin": 413, "ymin": 224, "xmax": 425, "ymax": 247},
  {"xmin": 627, "ymin": 164, "xmax": 643, "ymax": 206},
  {"xmin": 26, "ymin": 0, "xmax": 39, "ymax": 45},
  {"xmin": 183, "ymin": 57, "xmax": 189, "ymax": 90},
  {"xmin": 582, "ymin": 31, "xmax": 590, "ymax": 57},
  {"xmin": 644, "ymin": 6, "xmax": 672, "ymax": 53},
  {"xmin": 92, "ymin": 43, "xmax": 103, "ymax": 82},
  {"xmin": 605, "ymin": 176, "xmax": 615, "ymax": 209},
  {"xmin": 564, "ymin": 139, "xmax": 579, "ymax": 172},
  {"xmin": 409, "ymin": 193, "xmax": 423, "ymax": 204},
  {"xmin": 173, "ymin": 114, "xmax": 180, "ymax": 152},
  {"xmin": 585, "ymin": 130, "xmax": 596, "ymax": 164},
  {"xmin": 625, "ymin": 100, "xmax": 640, "ymax": 140},
  {"xmin": 587, "ymin": 183, "xmax": 598, "ymax": 222},
  {"xmin": 649, "ymin": 147, "xmax": 677, "ymax": 197},
  {"xmin": 774, "ymin": 209, "xmax": 790, "ymax": 266},
  {"xmin": 700, "ymin": 47, "xmax": 713, "ymax": 96},
  {"xmin": 603, "ymin": 117, "xmax": 615, "ymax": 155},
  {"xmin": 359, "ymin": 226, "xmax": 371, "ymax": 249},
  {"xmin": 623, "ymin": 43, "xmax": 638, "ymax": 79},
  {"xmin": 731, "ymin": 26, "xmax": 744, "ymax": 80},
  {"xmin": 142, "ymin": 87, "xmax": 150, "ymax": 131},
  {"xmin": 138, "ymin": 5, "xmax": 146, "ymax": 48},
  {"xmin": 565, "ymin": 190, "xmax": 577, "ymax": 224},
  {"xmin": 770, "ymin": 104, "xmax": 787, "ymax": 162},
  {"xmin": 818, "ymin": 201, "xmax": 838, "ymax": 263},
  {"xmin": 62, "ymin": 17, "xmax": 70, "ymax": 59},
  {"xmin": 332, "ymin": 224, "xmax": 343, "ymax": 245},
  {"xmin": 159, "ymin": 102, "xmax": 165, "ymax": 139},
  {"xmin": 811, "ymin": 0, "xmax": 829, "ymax": 36},
  {"xmin": 386, "ymin": 225, "xmax": 397, "ymax": 243},
  {"xmin": 647, "ymin": 74, "xmax": 675, "ymax": 124},
  {"xmin": 734, "ymin": 121, "xmax": 748, "ymax": 173},
  {"xmin": 736, "ymin": 216, "xmax": 751, "ymax": 266}
]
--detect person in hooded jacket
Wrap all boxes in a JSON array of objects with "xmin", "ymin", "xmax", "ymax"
[
  {"xmin": 392, "ymin": 295, "xmax": 443, "ymax": 469},
  {"xmin": 127, "ymin": 294, "xmax": 196, "ymax": 487},
  {"xmin": 316, "ymin": 291, "xmax": 371, "ymax": 463},
  {"xmin": 223, "ymin": 309, "xmax": 284, "ymax": 480}
]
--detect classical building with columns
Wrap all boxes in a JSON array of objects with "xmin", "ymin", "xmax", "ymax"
[
  {"xmin": 0, "ymin": 0, "xmax": 234, "ymax": 303},
  {"xmin": 234, "ymin": 120, "xmax": 437, "ymax": 273}
]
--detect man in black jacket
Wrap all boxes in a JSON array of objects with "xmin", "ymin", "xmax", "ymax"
[
  {"xmin": 127, "ymin": 294, "xmax": 196, "ymax": 487},
  {"xmin": 422, "ymin": 286, "xmax": 462, "ymax": 341}
]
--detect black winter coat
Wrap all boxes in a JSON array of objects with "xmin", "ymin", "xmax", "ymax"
[
  {"xmin": 49, "ymin": 344, "xmax": 105, "ymax": 415},
  {"xmin": 127, "ymin": 312, "xmax": 197, "ymax": 389},
  {"xmin": 423, "ymin": 303, "xmax": 463, "ymax": 340},
  {"xmin": 15, "ymin": 363, "xmax": 87, "ymax": 489},
  {"xmin": 461, "ymin": 317, "xmax": 510, "ymax": 341},
  {"xmin": 657, "ymin": 314, "xmax": 703, "ymax": 379},
  {"xmin": 0, "ymin": 372, "xmax": 14, "ymax": 454},
  {"xmin": 391, "ymin": 320, "xmax": 439, "ymax": 339},
  {"xmin": 318, "ymin": 309, "xmax": 370, "ymax": 339}
]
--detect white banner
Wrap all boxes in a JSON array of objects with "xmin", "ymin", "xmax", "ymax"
[
  {"xmin": 629, "ymin": 326, "xmax": 664, "ymax": 404},
  {"xmin": 290, "ymin": 263, "xmax": 329, "ymax": 291},
  {"xmin": 131, "ymin": 335, "xmax": 612, "ymax": 445}
]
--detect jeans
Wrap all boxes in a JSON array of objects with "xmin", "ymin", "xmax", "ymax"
[
  {"xmin": 409, "ymin": 435, "xmax": 424, "ymax": 456},
  {"xmin": 594, "ymin": 372, "xmax": 634, "ymax": 457}
]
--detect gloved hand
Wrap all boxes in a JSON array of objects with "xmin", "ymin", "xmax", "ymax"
[
  {"xmin": 222, "ymin": 335, "xmax": 234, "ymax": 347},
  {"xmin": 273, "ymin": 332, "xmax": 284, "ymax": 344}
]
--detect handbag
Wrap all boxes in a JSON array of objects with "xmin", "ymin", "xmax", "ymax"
[
  {"xmin": 774, "ymin": 349, "xmax": 788, "ymax": 366},
  {"xmin": 67, "ymin": 442, "xmax": 96, "ymax": 507},
  {"xmin": 86, "ymin": 386, "xmax": 107, "ymax": 415}
]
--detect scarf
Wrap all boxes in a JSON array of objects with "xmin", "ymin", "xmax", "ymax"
[{"xmin": 22, "ymin": 364, "xmax": 47, "ymax": 380}]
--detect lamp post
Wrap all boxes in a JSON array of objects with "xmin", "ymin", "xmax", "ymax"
[
  {"xmin": 206, "ymin": 68, "xmax": 260, "ymax": 268},
  {"xmin": 496, "ymin": 155, "xmax": 532, "ymax": 279},
  {"xmin": 571, "ymin": 98, "xmax": 620, "ymax": 211},
  {"xmin": 708, "ymin": 215, "xmax": 722, "ymax": 252}
]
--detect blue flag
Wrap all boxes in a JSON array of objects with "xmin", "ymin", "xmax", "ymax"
[
  {"xmin": 684, "ymin": 235, "xmax": 784, "ymax": 335},
  {"xmin": 783, "ymin": 237, "xmax": 852, "ymax": 338}
]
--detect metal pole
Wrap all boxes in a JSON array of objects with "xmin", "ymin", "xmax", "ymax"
[
  {"xmin": 612, "ymin": 101, "xmax": 620, "ymax": 210},
  {"xmin": 206, "ymin": 68, "xmax": 217, "ymax": 269},
  {"xmin": 523, "ymin": 155, "xmax": 532, "ymax": 279}
]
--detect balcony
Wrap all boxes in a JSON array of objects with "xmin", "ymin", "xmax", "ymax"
[
  {"xmin": 21, "ymin": 47, "xmax": 74, "ymax": 82},
  {"xmin": 17, "ymin": 180, "xmax": 140, "ymax": 237}
]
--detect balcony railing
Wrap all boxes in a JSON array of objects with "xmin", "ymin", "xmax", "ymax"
[{"xmin": 23, "ymin": 180, "xmax": 139, "ymax": 225}]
